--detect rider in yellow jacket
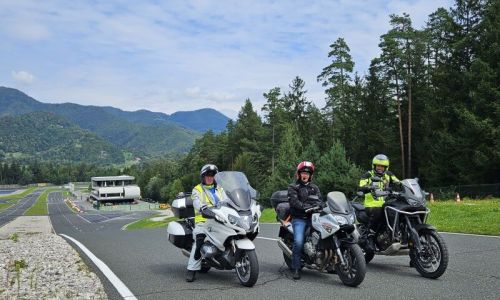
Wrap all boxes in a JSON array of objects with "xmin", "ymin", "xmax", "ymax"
[
  {"xmin": 186, "ymin": 164, "xmax": 228, "ymax": 282},
  {"xmin": 359, "ymin": 154, "xmax": 400, "ymax": 250}
]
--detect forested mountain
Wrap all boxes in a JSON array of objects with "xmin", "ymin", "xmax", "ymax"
[
  {"xmin": 0, "ymin": 112, "xmax": 124, "ymax": 164},
  {"xmin": 0, "ymin": 87, "xmax": 233, "ymax": 156},
  {"xmin": 169, "ymin": 109, "xmax": 230, "ymax": 133}
]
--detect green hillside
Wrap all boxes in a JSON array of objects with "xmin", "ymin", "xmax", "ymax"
[
  {"xmin": 0, "ymin": 111, "xmax": 124, "ymax": 164},
  {"xmin": 0, "ymin": 87, "xmax": 202, "ymax": 156}
]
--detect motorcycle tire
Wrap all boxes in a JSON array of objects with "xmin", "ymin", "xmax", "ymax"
[
  {"xmin": 199, "ymin": 264, "xmax": 211, "ymax": 273},
  {"xmin": 235, "ymin": 249, "xmax": 259, "ymax": 287},
  {"xmin": 410, "ymin": 229, "xmax": 448, "ymax": 279},
  {"xmin": 335, "ymin": 243, "xmax": 366, "ymax": 287}
]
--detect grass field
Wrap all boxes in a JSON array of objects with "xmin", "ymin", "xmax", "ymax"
[
  {"xmin": 125, "ymin": 215, "xmax": 178, "ymax": 230},
  {"xmin": 427, "ymin": 199, "xmax": 500, "ymax": 236},
  {"xmin": 24, "ymin": 188, "xmax": 62, "ymax": 216}
]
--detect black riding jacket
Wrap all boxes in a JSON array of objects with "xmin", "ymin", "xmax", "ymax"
[{"xmin": 288, "ymin": 180, "xmax": 323, "ymax": 219}]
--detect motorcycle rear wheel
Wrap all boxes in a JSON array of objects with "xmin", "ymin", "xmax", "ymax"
[
  {"xmin": 410, "ymin": 230, "xmax": 448, "ymax": 279},
  {"xmin": 235, "ymin": 250, "xmax": 259, "ymax": 287},
  {"xmin": 335, "ymin": 244, "xmax": 366, "ymax": 287}
]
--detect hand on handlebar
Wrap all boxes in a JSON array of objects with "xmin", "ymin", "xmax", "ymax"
[
  {"xmin": 200, "ymin": 206, "xmax": 216, "ymax": 219},
  {"xmin": 304, "ymin": 202, "xmax": 324, "ymax": 213}
]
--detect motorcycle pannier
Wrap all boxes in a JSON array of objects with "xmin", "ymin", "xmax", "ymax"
[
  {"xmin": 167, "ymin": 220, "xmax": 193, "ymax": 249},
  {"xmin": 270, "ymin": 190, "xmax": 290, "ymax": 221},
  {"xmin": 270, "ymin": 190, "xmax": 288, "ymax": 209},
  {"xmin": 171, "ymin": 197, "xmax": 195, "ymax": 218}
]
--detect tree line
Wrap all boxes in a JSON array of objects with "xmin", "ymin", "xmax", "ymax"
[{"xmin": 1, "ymin": 0, "xmax": 498, "ymax": 204}]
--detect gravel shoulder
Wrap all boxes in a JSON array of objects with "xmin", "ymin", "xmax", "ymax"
[{"xmin": 0, "ymin": 216, "xmax": 108, "ymax": 299}]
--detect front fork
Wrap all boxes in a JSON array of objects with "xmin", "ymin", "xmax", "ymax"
[
  {"xmin": 332, "ymin": 235, "xmax": 347, "ymax": 266},
  {"xmin": 405, "ymin": 216, "xmax": 423, "ymax": 251}
]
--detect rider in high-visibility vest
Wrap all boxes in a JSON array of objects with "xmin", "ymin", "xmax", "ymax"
[
  {"xmin": 359, "ymin": 154, "xmax": 400, "ymax": 251},
  {"xmin": 186, "ymin": 164, "xmax": 228, "ymax": 282}
]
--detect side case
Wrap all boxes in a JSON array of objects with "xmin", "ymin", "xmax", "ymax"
[{"xmin": 167, "ymin": 220, "xmax": 193, "ymax": 250}]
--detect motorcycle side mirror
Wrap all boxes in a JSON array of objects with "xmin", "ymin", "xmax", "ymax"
[{"xmin": 356, "ymin": 191, "xmax": 364, "ymax": 197}]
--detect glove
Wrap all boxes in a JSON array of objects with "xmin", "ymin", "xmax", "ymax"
[
  {"xmin": 360, "ymin": 186, "xmax": 371, "ymax": 193},
  {"xmin": 303, "ymin": 203, "xmax": 314, "ymax": 211},
  {"xmin": 200, "ymin": 206, "xmax": 215, "ymax": 219}
]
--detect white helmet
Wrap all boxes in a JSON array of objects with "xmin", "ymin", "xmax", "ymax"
[{"xmin": 200, "ymin": 164, "xmax": 218, "ymax": 183}]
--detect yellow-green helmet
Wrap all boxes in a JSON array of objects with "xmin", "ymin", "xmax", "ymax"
[{"xmin": 372, "ymin": 154, "xmax": 389, "ymax": 174}]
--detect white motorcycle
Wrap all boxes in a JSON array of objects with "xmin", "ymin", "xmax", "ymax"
[{"xmin": 167, "ymin": 171, "xmax": 262, "ymax": 287}]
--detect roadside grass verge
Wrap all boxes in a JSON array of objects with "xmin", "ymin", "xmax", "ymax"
[
  {"xmin": 0, "ymin": 187, "xmax": 37, "ymax": 200},
  {"xmin": 122, "ymin": 199, "xmax": 500, "ymax": 236},
  {"xmin": 428, "ymin": 199, "xmax": 500, "ymax": 236},
  {"xmin": 24, "ymin": 188, "xmax": 63, "ymax": 216},
  {"xmin": 124, "ymin": 215, "xmax": 179, "ymax": 230},
  {"xmin": 262, "ymin": 199, "xmax": 500, "ymax": 236},
  {"xmin": 0, "ymin": 187, "xmax": 38, "ymax": 211},
  {"xmin": 260, "ymin": 208, "xmax": 278, "ymax": 223}
]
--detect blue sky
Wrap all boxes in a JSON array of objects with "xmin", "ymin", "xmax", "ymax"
[{"xmin": 1, "ymin": 0, "xmax": 452, "ymax": 119}]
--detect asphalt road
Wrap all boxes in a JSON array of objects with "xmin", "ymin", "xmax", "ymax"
[
  {"xmin": 46, "ymin": 192, "xmax": 500, "ymax": 300},
  {"xmin": 0, "ymin": 189, "xmax": 43, "ymax": 227}
]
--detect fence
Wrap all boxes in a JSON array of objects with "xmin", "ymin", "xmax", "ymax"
[
  {"xmin": 427, "ymin": 183, "xmax": 500, "ymax": 199},
  {"xmin": 96, "ymin": 203, "xmax": 162, "ymax": 211}
]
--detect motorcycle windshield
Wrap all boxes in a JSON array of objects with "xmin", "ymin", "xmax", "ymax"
[
  {"xmin": 215, "ymin": 171, "xmax": 254, "ymax": 211},
  {"xmin": 326, "ymin": 191, "xmax": 354, "ymax": 215},
  {"xmin": 401, "ymin": 179, "xmax": 425, "ymax": 206}
]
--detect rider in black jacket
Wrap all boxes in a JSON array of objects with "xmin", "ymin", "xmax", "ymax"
[{"xmin": 288, "ymin": 161, "xmax": 323, "ymax": 280}]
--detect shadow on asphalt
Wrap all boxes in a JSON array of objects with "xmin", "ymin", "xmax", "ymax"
[{"xmin": 366, "ymin": 261, "xmax": 424, "ymax": 279}]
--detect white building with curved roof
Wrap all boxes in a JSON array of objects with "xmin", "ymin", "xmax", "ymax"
[{"xmin": 90, "ymin": 175, "xmax": 141, "ymax": 202}]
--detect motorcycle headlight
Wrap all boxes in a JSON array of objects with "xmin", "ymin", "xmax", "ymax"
[
  {"xmin": 333, "ymin": 215, "xmax": 348, "ymax": 225},
  {"xmin": 348, "ymin": 213, "xmax": 356, "ymax": 224},
  {"xmin": 228, "ymin": 214, "xmax": 240, "ymax": 226},
  {"xmin": 228, "ymin": 214, "xmax": 251, "ymax": 231},
  {"xmin": 253, "ymin": 213, "xmax": 258, "ymax": 223}
]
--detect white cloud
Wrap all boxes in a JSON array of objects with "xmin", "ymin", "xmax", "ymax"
[
  {"xmin": 0, "ymin": 0, "xmax": 454, "ymax": 115},
  {"xmin": 11, "ymin": 70, "xmax": 35, "ymax": 84}
]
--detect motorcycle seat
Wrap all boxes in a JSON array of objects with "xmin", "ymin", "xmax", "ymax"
[{"xmin": 351, "ymin": 202, "xmax": 365, "ymax": 211}]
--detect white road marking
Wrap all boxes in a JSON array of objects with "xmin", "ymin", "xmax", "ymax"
[
  {"xmin": 60, "ymin": 234, "xmax": 137, "ymax": 300},
  {"xmin": 441, "ymin": 232, "xmax": 500, "ymax": 238}
]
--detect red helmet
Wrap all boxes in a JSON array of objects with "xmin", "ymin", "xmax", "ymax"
[{"xmin": 296, "ymin": 161, "xmax": 315, "ymax": 178}]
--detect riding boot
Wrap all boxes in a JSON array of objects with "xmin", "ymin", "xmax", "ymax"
[
  {"xmin": 185, "ymin": 270, "xmax": 196, "ymax": 282},
  {"xmin": 293, "ymin": 269, "xmax": 301, "ymax": 280}
]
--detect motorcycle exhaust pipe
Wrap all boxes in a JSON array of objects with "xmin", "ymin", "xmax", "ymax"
[{"xmin": 277, "ymin": 240, "xmax": 292, "ymax": 258}]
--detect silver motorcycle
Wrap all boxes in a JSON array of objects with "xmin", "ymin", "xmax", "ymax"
[{"xmin": 272, "ymin": 191, "xmax": 366, "ymax": 287}]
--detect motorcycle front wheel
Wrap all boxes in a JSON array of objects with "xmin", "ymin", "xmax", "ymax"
[
  {"xmin": 335, "ymin": 243, "xmax": 366, "ymax": 287},
  {"xmin": 235, "ymin": 249, "xmax": 259, "ymax": 287},
  {"xmin": 410, "ymin": 229, "xmax": 448, "ymax": 279}
]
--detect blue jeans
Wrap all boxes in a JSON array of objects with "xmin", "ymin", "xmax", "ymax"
[{"xmin": 292, "ymin": 218, "xmax": 310, "ymax": 271}]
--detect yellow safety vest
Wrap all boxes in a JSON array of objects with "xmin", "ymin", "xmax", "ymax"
[
  {"xmin": 359, "ymin": 170, "xmax": 399, "ymax": 208},
  {"xmin": 193, "ymin": 184, "xmax": 225, "ymax": 223}
]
